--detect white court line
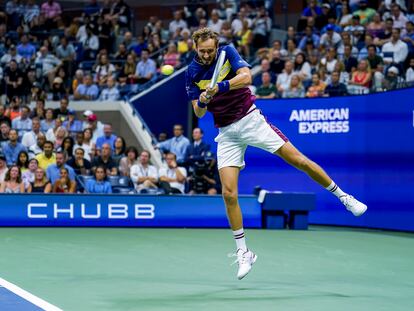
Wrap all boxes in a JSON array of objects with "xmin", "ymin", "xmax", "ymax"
[{"xmin": 0, "ymin": 278, "xmax": 63, "ymax": 311}]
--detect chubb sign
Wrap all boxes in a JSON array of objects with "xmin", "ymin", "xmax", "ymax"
[
  {"xmin": 289, "ymin": 108, "xmax": 350, "ymax": 134},
  {"xmin": 27, "ymin": 203, "xmax": 155, "ymax": 219}
]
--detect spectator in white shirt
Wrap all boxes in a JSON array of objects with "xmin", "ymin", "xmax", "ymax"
[
  {"xmin": 22, "ymin": 117, "xmax": 42, "ymax": 148},
  {"xmin": 12, "ymin": 105, "xmax": 32, "ymax": 139},
  {"xmin": 276, "ymin": 61, "xmax": 294, "ymax": 93},
  {"xmin": 390, "ymin": 3, "xmax": 408, "ymax": 31},
  {"xmin": 34, "ymin": 46, "xmax": 62, "ymax": 88},
  {"xmin": 169, "ymin": 10, "xmax": 188, "ymax": 35},
  {"xmin": 319, "ymin": 25, "xmax": 342, "ymax": 49},
  {"xmin": 405, "ymin": 58, "xmax": 414, "ymax": 83},
  {"xmin": 130, "ymin": 150, "xmax": 158, "ymax": 193},
  {"xmin": 208, "ymin": 9, "xmax": 224, "ymax": 33},
  {"xmin": 81, "ymin": 25, "xmax": 99, "ymax": 60},
  {"xmin": 99, "ymin": 76, "xmax": 120, "ymax": 101},
  {"xmin": 158, "ymin": 152, "xmax": 187, "ymax": 194},
  {"xmin": 382, "ymin": 28, "xmax": 408, "ymax": 64}
]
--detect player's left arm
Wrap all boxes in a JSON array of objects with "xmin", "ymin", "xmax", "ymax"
[{"xmin": 206, "ymin": 66, "xmax": 252, "ymax": 97}]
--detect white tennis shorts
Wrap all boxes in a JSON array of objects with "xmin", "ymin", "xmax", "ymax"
[{"xmin": 215, "ymin": 107, "xmax": 288, "ymax": 170}]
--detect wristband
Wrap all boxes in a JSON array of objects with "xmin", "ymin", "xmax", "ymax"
[
  {"xmin": 217, "ymin": 80, "xmax": 230, "ymax": 93},
  {"xmin": 197, "ymin": 100, "xmax": 207, "ymax": 109}
]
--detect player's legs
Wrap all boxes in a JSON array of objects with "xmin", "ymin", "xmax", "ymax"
[{"xmin": 219, "ymin": 166, "xmax": 243, "ymax": 231}]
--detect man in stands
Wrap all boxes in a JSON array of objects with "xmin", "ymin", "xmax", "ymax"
[
  {"xmin": 46, "ymin": 151, "xmax": 76, "ymax": 184},
  {"xmin": 74, "ymin": 75, "xmax": 100, "ymax": 100},
  {"xmin": 91, "ymin": 143, "xmax": 118, "ymax": 176},
  {"xmin": 0, "ymin": 122, "xmax": 11, "ymax": 142},
  {"xmin": 28, "ymin": 133, "xmax": 46, "ymax": 158},
  {"xmin": 67, "ymin": 147, "xmax": 92, "ymax": 176},
  {"xmin": 99, "ymin": 76, "xmax": 120, "ymax": 101},
  {"xmin": 324, "ymin": 71, "xmax": 348, "ymax": 97},
  {"xmin": 22, "ymin": 117, "xmax": 42, "ymax": 148},
  {"xmin": 134, "ymin": 49, "xmax": 156, "ymax": 84},
  {"xmin": 1, "ymin": 129, "xmax": 27, "ymax": 166},
  {"xmin": 12, "ymin": 105, "xmax": 32, "ymax": 139},
  {"xmin": 130, "ymin": 150, "xmax": 159, "ymax": 193},
  {"xmin": 156, "ymin": 124, "xmax": 190, "ymax": 164},
  {"xmin": 35, "ymin": 140, "xmax": 56, "ymax": 170},
  {"xmin": 158, "ymin": 152, "xmax": 187, "ymax": 194},
  {"xmin": 95, "ymin": 123, "xmax": 117, "ymax": 152}
]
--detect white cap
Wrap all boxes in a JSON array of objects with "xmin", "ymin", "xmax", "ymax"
[
  {"xmin": 388, "ymin": 66, "xmax": 399, "ymax": 75},
  {"xmin": 83, "ymin": 110, "xmax": 93, "ymax": 117}
]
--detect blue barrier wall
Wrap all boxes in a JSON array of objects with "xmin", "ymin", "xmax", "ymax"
[
  {"xmin": 0, "ymin": 194, "xmax": 261, "ymax": 228},
  {"xmin": 199, "ymin": 88, "xmax": 414, "ymax": 231}
]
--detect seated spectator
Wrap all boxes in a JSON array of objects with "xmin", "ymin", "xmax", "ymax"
[
  {"xmin": 74, "ymin": 75, "xmax": 100, "ymax": 101},
  {"xmin": 28, "ymin": 167, "xmax": 52, "ymax": 193},
  {"xmin": 390, "ymin": 3, "xmax": 408, "ymax": 30},
  {"xmin": 382, "ymin": 28, "xmax": 408, "ymax": 65},
  {"xmin": 112, "ymin": 136, "xmax": 126, "ymax": 165},
  {"xmin": 338, "ymin": 4, "xmax": 353, "ymax": 28},
  {"xmin": 22, "ymin": 158, "xmax": 38, "ymax": 187},
  {"xmin": 54, "ymin": 98, "xmax": 70, "ymax": 120},
  {"xmin": 99, "ymin": 76, "xmax": 120, "ymax": 101},
  {"xmin": 366, "ymin": 13, "xmax": 385, "ymax": 38},
  {"xmin": 325, "ymin": 71, "xmax": 348, "ymax": 97},
  {"xmin": 17, "ymin": 151, "xmax": 29, "ymax": 173},
  {"xmin": 118, "ymin": 53, "xmax": 137, "ymax": 85},
  {"xmin": 22, "ymin": 117, "xmax": 42, "ymax": 148},
  {"xmin": 62, "ymin": 110, "xmax": 83, "ymax": 134},
  {"xmin": 52, "ymin": 167, "xmax": 76, "ymax": 193},
  {"xmin": 354, "ymin": 0, "xmax": 376, "ymax": 25},
  {"xmin": 162, "ymin": 42, "xmax": 181, "ymax": 69},
  {"xmin": 41, "ymin": 108, "xmax": 55, "ymax": 132},
  {"xmin": 35, "ymin": 46, "xmax": 62, "ymax": 88},
  {"xmin": 0, "ymin": 106, "xmax": 11, "ymax": 128},
  {"xmin": 0, "ymin": 155, "xmax": 8, "ymax": 182},
  {"xmin": 67, "ymin": 147, "xmax": 92, "ymax": 176},
  {"xmin": 236, "ymin": 20, "xmax": 253, "ymax": 58},
  {"xmin": 46, "ymin": 151, "xmax": 76, "ymax": 184},
  {"xmin": 253, "ymin": 58, "xmax": 276, "ymax": 87},
  {"xmin": 28, "ymin": 133, "xmax": 46, "ymax": 158},
  {"xmin": 405, "ymin": 58, "xmax": 414, "ymax": 84},
  {"xmin": 113, "ymin": 43, "xmax": 129, "ymax": 64},
  {"xmin": 35, "ymin": 141, "xmax": 56, "ymax": 170},
  {"xmin": 252, "ymin": 7, "xmax": 271, "ymax": 49},
  {"xmin": 255, "ymin": 72, "xmax": 278, "ymax": 99},
  {"xmin": 17, "ymin": 34, "xmax": 36, "ymax": 62},
  {"xmin": 276, "ymin": 61, "xmax": 294, "ymax": 93},
  {"xmin": 85, "ymin": 166, "xmax": 112, "ymax": 194},
  {"xmin": 12, "ymin": 105, "xmax": 32, "ymax": 139},
  {"xmin": 94, "ymin": 54, "xmax": 116, "ymax": 87},
  {"xmin": 6, "ymin": 96, "xmax": 22, "ymax": 122},
  {"xmin": 41, "ymin": 0, "xmax": 62, "ymax": 28},
  {"xmin": 319, "ymin": 24, "xmax": 342, "ymax": 49},
  {"xmin": 52, "ymin": 126, "xmax": 69, "ymax": 150},
  {"xmin": 91, "ymin": 143, "xmax": 118, "ymax": 176},
  {"xmin": 0, "ymin": 165, "xmax": 26, "ymax": 193},
  {"xmin": 130, "ymin": 150, "xmax": 158, "ymax": 192},
  {"xmin": 320, "ymin": 47, "xmax": 338, "ymax": 74},
  {"xmin": 298, "ymin": 26, "xmax": 320, "ymax": 51},
  {"xmin": 30, "ymin": 99, "xmax": 46, "ymax": 120},
  {"xmin": 285, "ymin": 39, "xmax": 301, "ymax": 63},
  {"xmin": 83, "ymin": 114, "xmax": 104, "ymax": 143},
  {"xmin": 306, "ymin": 73, "xmax": 327, "ymax": 98},
  {"xmin": 269, "ymin": 50, "xmax": 285, "ymax": 74},
  {"xmin": 80, "ymin": 24, "xmax": 99, "ymax": 61},
  {"xmin": 185, "ymin": 128, "xmax": 211, "ymax": 164},
  {"xmin": 119, "ymin": 146, "xmax": 139, "ymax": 177},
  {"xmin": 0, "ymin": 122, "xmax": 10, "ymax": 142},
  {"xmin": 156, "ymin": 124, "xmax": 190, "ymax": 164},
  {"xmin": 366, "ymin": 45, "xmax": 383, "ymax": 71},
  {"xmin": 134, "ymin": 49, "xmax": 157, "ymax": 84},
  {"xmin": 282, "ymin": 74, "xmax": 306, "ymax": 98},
  {"xmin": 4, "ymin": 60, "xmax": 24, "ymax": 100},
  {"xmin": 56, "ymin": 36, "xmax": 76, "ymax": 78},
  {"xmin": 72, "ymin": 69, "xmax": 84, "ymax": 94},
  {"xmin": 74, "ymin": 128, "xmax": 95, "ymax": 161},
  {"xmin": 96, "ymin": 123, "xmax": 117, "ymax": 152},
  {"xmin": 159, "ymin": 152, "xmax": 187, "ymax": 194},
  {"xmin": 382, "ymin": 66, "xmax": 404, "ymax": 90},
  {"xmin": 349, "ymin": 59, "xmax": 372, "ymax": 94},
  {"xmin": 2, "ymin": 129, "xmax": 27, "ymax": 166},
  {"xmin": 51, "ymin": 77, "xmax": 67, "ymax": 100},
  {"xmin": 59, "ymin": 136, "xmax": 75, "ymax": 161},
  {"xmin": 294, "ymin": 53, "xmax": 312, "ymax": 82}
]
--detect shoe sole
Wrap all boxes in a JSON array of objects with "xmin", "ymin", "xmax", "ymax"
[
  {"xmin": 353, "ymin": 204, "xmax": 368, "ymax": 217},
  {"xmin": 238, "ymin": 254, "xmax": 258, "ymax": 280}
]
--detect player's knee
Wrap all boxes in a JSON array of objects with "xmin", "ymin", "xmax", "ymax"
[{"xmin": 222, "ymin": 188, "xmax": 238, "ymax": 205}]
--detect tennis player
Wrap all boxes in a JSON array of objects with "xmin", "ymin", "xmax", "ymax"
[{"xmin": 185, "ymin": 28, "xmax": 367, "ymax": 280}]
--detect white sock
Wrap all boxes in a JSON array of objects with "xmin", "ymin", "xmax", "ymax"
[
  {"xmin": 233, "ymin": 228, "xmax": 247, "ymax": 252},
  {"xmin": 325, "ymin": 181, "xmax": 346, "ymax": 198}
]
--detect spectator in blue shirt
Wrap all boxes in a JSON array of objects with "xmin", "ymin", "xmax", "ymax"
[
  {"xmin": 17, "ymin": 34, "xmax": 36, "ymax": 62},
  {"xmin": 302, "ymin": 0, "xmax": 322, "ymax": 17},
  {"xmin": 157, "ymin": 124, "xmax": 190, "ymax": 164},
  {"xmin": 63, "ymin": 110, "xmax": 83, "ymax": 134},
  {"xmin": 12, "ymin": 105, "xmax": 32, "ymax": 138},
  {"xmin": 74, "ymin": 74, "xmax": 99, "ymax": 100},
  {"xmin": 1, "ymin": 129, "xmax": 27, "ymax": 166},
  {"xmin": 46, "ymin": 151, "xmax": 76, "ymax": 184},
  {"xmin": 85, "ymin": 166, "xmax": 112, "ymax": 194},
  {"xmin": 298, "ymin": 26, "xmax": 320, "ymax": 50},
  {"xmin": 134, "ymin": 49, "xmax": 157, "ymax": 84},
  {"xmin": 95, "ymin": 123, "xmax": 117, "ymax": 152}
]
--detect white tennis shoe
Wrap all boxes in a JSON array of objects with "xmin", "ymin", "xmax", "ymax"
[
  {"xmin": 230, "ymin": 249, "xmax": 257, "ymax": 280},
  {"xmin": 340, "ymin": 194, "xmax": 367, "ymax": 216}
]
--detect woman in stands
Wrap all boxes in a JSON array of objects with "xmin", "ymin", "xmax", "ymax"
[
  {"xmin": 282, "ymin": 74, "xmax": 305, "ymax": 98},
  {"xmin": 94, "ymin": 53, "xmax": 116, "ymax": 87},
  {"xmin": 293, "ymin": 53, "xmax": 311, "ymax": 83},
  {"xmin": 28, "ymin": 168, "xmax": 52, "ymax": 193},
  {"xmin": 85, "ymin": 166, "xmax": 112, "ymax": 194},
  {"xmin": 60, "ymin": 136, "xmax": 75, "ymax": 161},
  {"xmin": 52, "ymin": 167, "xmax": 76, "ymax": 193},
  {"xmin": 162, "ymin": 42, "xmax": 181, "ymax": 69},
  {"xmin": 16, "ymin": 151, "xmax": 29, "ymax": 173},
  {"xmin": 236, "ymin": 19, "xmax": 253, "ymax": 58},
  {"xmin": 112, "ymin": 136, "xmax": 126, "ymax": 166},
  {"xmin": 41, "ymin": 108, "xmax": 55, "ymax": 132},
  {"xmin": 306, "ymin": 72, "xmax": 327, "ymax": 97},
  {"xmin": 22, "ymin": 158, "xmax": 38, "ymax": 187},
  {"xmin": 0, "ymin": 165, "xmax": 26, "ymax": 193},
  {"xmin": 118, "ymin": 53, "xmax": 137, "ymax": 86},
  {"xmin": 349, "ymin": 59, "xmax": 372, "ymax": 94},
  {"xmin": 53, "ymin": 126, "xmax": 69, "ymax": 150},
  {"xmin": 119, "ymin": 146, "xmax": 139, "ymax": 177},
  {"xmin": 81, "ymin": 128, "xmax": 96, "ymax": 161}
]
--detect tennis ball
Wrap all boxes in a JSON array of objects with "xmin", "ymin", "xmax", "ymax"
[{"xmin": 161, "ymin": 64, "xmax": 174, "ymax": 75}]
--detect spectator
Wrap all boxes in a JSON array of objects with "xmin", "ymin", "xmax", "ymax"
[
  {"xmin": 298, "ymin": 26, "xmax": 320, "ymax": 50},
  {"xmin": 17, "ymin": 34, "xmax": 36, "ymax": 62},
  {"xmin": 376, "ymin": 18, "xmax": 394, "ymax": 46},
  {"xmin": 282, "ymin": 74, "xmax": 306, "ymax": 98},
  {"xmin": 0, "ymin": 122, "xmax": 11, "ymax": 142},
  {"xmin": 67, "ymin": 147, "xmax": 92, "ymax": 176},
  {"xmin": 12, "ymin": 105, "xmax": 32, "ymax": 138},
  {"xmin": 157, "ymin": 124, "xmax": 190, "ymax": 164},
  {"xmin": 2, "ymin": 129, "xmax": 27, "ymax": 166},
  {"xmin": 80, "ymin": 24, "xmax": 99, "ymax": 61},
  {"xmin": 253, "ymin": 58, "xmax": 275, "ymax": 86},
  {"xmin": 325, "ymin": 71, "xmax": 348, "ymax": 97},
  {"xmin": 51, "ymin": 77, "xmax": 66, "ymax": 100},
  {"xmin": 130, "ymin": 150, "xmax": 158, "ymax": 193},
  {"xmin": 0, "ymin": 165, "xmax": 26, "ymax": 193},
  {"xmin": 366, "ymin": 44, "xmax": 384, "ymax": 70},
  {"xmin": 28, "ymin": 132, "xmax": 46, "ymax": 158},
  {"xmin": 349, "ymin": 59, "xmax": 372, "ymax": 94},
  {"xmin": 306, "ymin": 73, "xmax": 327, "ymax": 98},
  {"xmin": 119, "ymin": 146, "xmax": 139, "ymax": 177},
  {"xmin": 207, "ymin": 9, "xmax": 223, "ymax": 34},
  {"xmin": 41, "ymin": 108, "xmax": 55, "ymax": 132},
  {"xmin": 22, "ymin": 117, "xmax": 41, "ymax": 148},
  {"xmin": 51, "ymin": 126, "xmax": 68, "ymax": 150},
  {"xmin": 169, "ymin": 10, "xmax": 188, "ymax": 35},
  {"xmin": 35, "ymin": 140, "xmax": 56, "ymax": 170},
  {"xmin": 0, "ymin": 155, "xmax": 8, "ymax": 182},
  {"xmin": 270, "ymin": 49, "xmax": 285, "ymax": 74},
  {"xmin": 405, "ymin": 58, "xmax": 414, "ymax": 83},
  {"xmin": 382, "ymin": 28, "xmax": 409, "ymax": 65},
  {"xmin": 294, "ymin": 53, "xmax": 312, "ymax": 82},
  {"xmin": 107, "ymin": 0, "xmax": 131, "ymax": 29},
  {"xmin": 285, "ymin": 39, "xmax": 301, "ymax": 63},
  {"xmin": 56, "ymin": 36, "xmax": 76, "ymax": 77},
  {"xmin": 5, "ymin": 0, "xmax": 24, "ymax": 29},
  {"xmin": 134, "ymin": 49, "xmax": 157, "ymax": 84},
  {"xmin": 28, "ymin": 167, "xmax": 52, "ymax": 193},
  {"xmin": 358, "ymin": 34, "xmax": 378, "ymax": 61},
  {"xmin": 367, "ymin": 13, "xmax": 385, "ymax": 38},
  {"xmin": 162, "ymin": 42, "xmax": 181, "ymax": 69},
  {"xmin": 236, "ymin": 19, "xmax": 253, "ymax": 58},
  {"xmin": 0, "ymin": 106, "xmax": 11, "ymax": 128},
  {"xmin": 91, "ymin": 143, "xmax": 118, "ymax": 176},
  {"xmin": 22, "ymin": 157, "xmax": 38, "ymax": 186},
  {"xmin": 30, "ymin": 99, "xmax": 46, "ymax": 120},
  {"xmin": 118, "ymin": 53, "xmax": 137, "ymax": 85},
  {"xmin": 7, "ymin": 96, "xmax": 23, "ymax": 122},
  {"xmin": 52, "ymin": 167, "xmax": 76, "ymax": 193},
  {"xmin": 72, "ymin": 69, "xmax": 84, "ymax": 94},
  {"xmin": 319, "ymin": 24, "xmax": 342, "ymax": 49},
  {"xmin": 99, "ymin": 76, "xmax": 120, "ymax": 101},
  {"xmin": 1, "ymin": 45, "xmax": 23, "ymax": 68},
  {"xmin": 301, "ymin": 0, "xmax": 322, "ymax": 18},
  {"xmin": 320, "ymin": 47, "xmax": 338, "ymax": 74},
  {"xmin": 4, "ymin": 60, "xmax": 24, "ymax": 100},
  {"xmin": 114, "ymin": 43, "xmax": 129, "ymax": 63},
  {"xmin": 85, "ymin": 166, "xmax": 112, "ymax": 194},
  {"xmin": 185, "ymin": 128, "xmax": 211, "ymax": 164},
  {"xmin": 342, "ymin": 44, "xmax": 359, "ymax": 73},
  {"xmin": 74, "ymin": 75, "xmax": 100, "ymax": 100},
  {"xmin": 255, "ymin": 72, "xmax": 277, "ymax": 99},
  {"xmin": 252, "ymin": 7, "xmax": 271, "ymax": 49},
  {"xmin": 315, "ymin": 4, "xmax": 333, "ymax": 31},
  {"xmin": 34, "ymin": 46, "xmax": 62, "ymax": 88},
  {"xmin": 96, "ymin": 123, "xmax": 117, "ymax": 152},
  {"xmin": 338, "ymin": 3, "xmax": 353, "ymax": 28},
  {"xmin": 59, "ymin": 136, "xmax": 74, "ymax": 160},
  {"xmin": 112, "ymin": 136, "xmax": 126, "ymax": 165},
  {"xmin": 276, "ymin": 61, "xmax": 294, "ymax": 93},
  {"xmin": 382, "ymin": 66, "xmax": 404, "ymax": 90},
  {"xmin": 94, "ymin": 54, "xmax": 115, "ymax": 87},
  {"xmin": 16, "ymin": 151, "xmax": 29, "ymax": 173},
  {"xmin": 62, "ymin": 110, "xmax": 83, "ymax": 134},
  {"xmin": 74, "ymin": 128, "xmax": 95, "ymax": 161},
  {"xmin": 46, "ymin": 151, "xmax": 76, "ymax": 184},
  {"xmin": 353, "ymin": 0, "xmax": 376, "ymax": 25},
  {"xmin": 390, "ymin": 3, "xmax": 408, "ymax": 31},
  {"xmin": 158, "ymin": 152, "xmax": 187, "ymax": 194},
  {"xmin": 84, "ymin": 114, "xmax": 104, "ymax": 143},
  {"xmin": 41, "ymin": 0, "xmax": 62, "ymax": 28}
]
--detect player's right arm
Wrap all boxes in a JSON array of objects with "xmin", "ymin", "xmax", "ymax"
[{"xmin": 191, "ymin": 90, "xmax": 210, "ymax": 118}]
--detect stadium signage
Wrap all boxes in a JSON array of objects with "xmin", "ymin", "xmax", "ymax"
[
  {"xmin": 27, "ymin": 203, "xmax": 155, "ymax": 220},
  {"xmin": 289, "ymin": 108, "xmax": 350, "ymax": 134}
]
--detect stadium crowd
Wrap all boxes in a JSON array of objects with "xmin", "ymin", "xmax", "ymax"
[{"xmin": 1, "ymin": 0, "xmax": 414, "ymax": 195}]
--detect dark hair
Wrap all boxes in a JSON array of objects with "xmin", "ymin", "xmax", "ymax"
[
  {"xmin": 43, "ymin": 140, "xmax": 54, "ymax": 148},
  {"xmin": 294, "ymin": 53, "xmax": 307, "ymax": 71},
  {"xmin": 62, "ymin": 136, "xmax": 74, "ymax": 156},
  {"xmin": 367, "ymin": 44, "xmax": 376, "ymax": 50},
  {"xmin": 5, "ymin": 165, "xmax": 22, "ymax": 183},
  {"xmin": 17, "ymin": 151, "xmax": 29, "ymax": 169},
  {"xmin": 114, "ymin": 136, "xmax": 126, "ymax": 155},
  {"xmin": 140, "ymin": 149, "xmax": 151, "ymax": 159},
  {"xmin": 125, "ymin": 146, "xmax": 139, "ymax": 159},
  {"xmin": 94, "ymin": 166, "xmax": 107, "ymax": 180}
]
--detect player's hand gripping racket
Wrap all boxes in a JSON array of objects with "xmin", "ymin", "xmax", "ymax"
[{"xmin": 206, "ymin": 50, "xmax": 226, "ymax": 100}]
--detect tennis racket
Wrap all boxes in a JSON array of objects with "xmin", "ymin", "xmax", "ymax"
[{"xmin": 206, "ymin": 50, "xmax": 226, "ymax": 99}]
